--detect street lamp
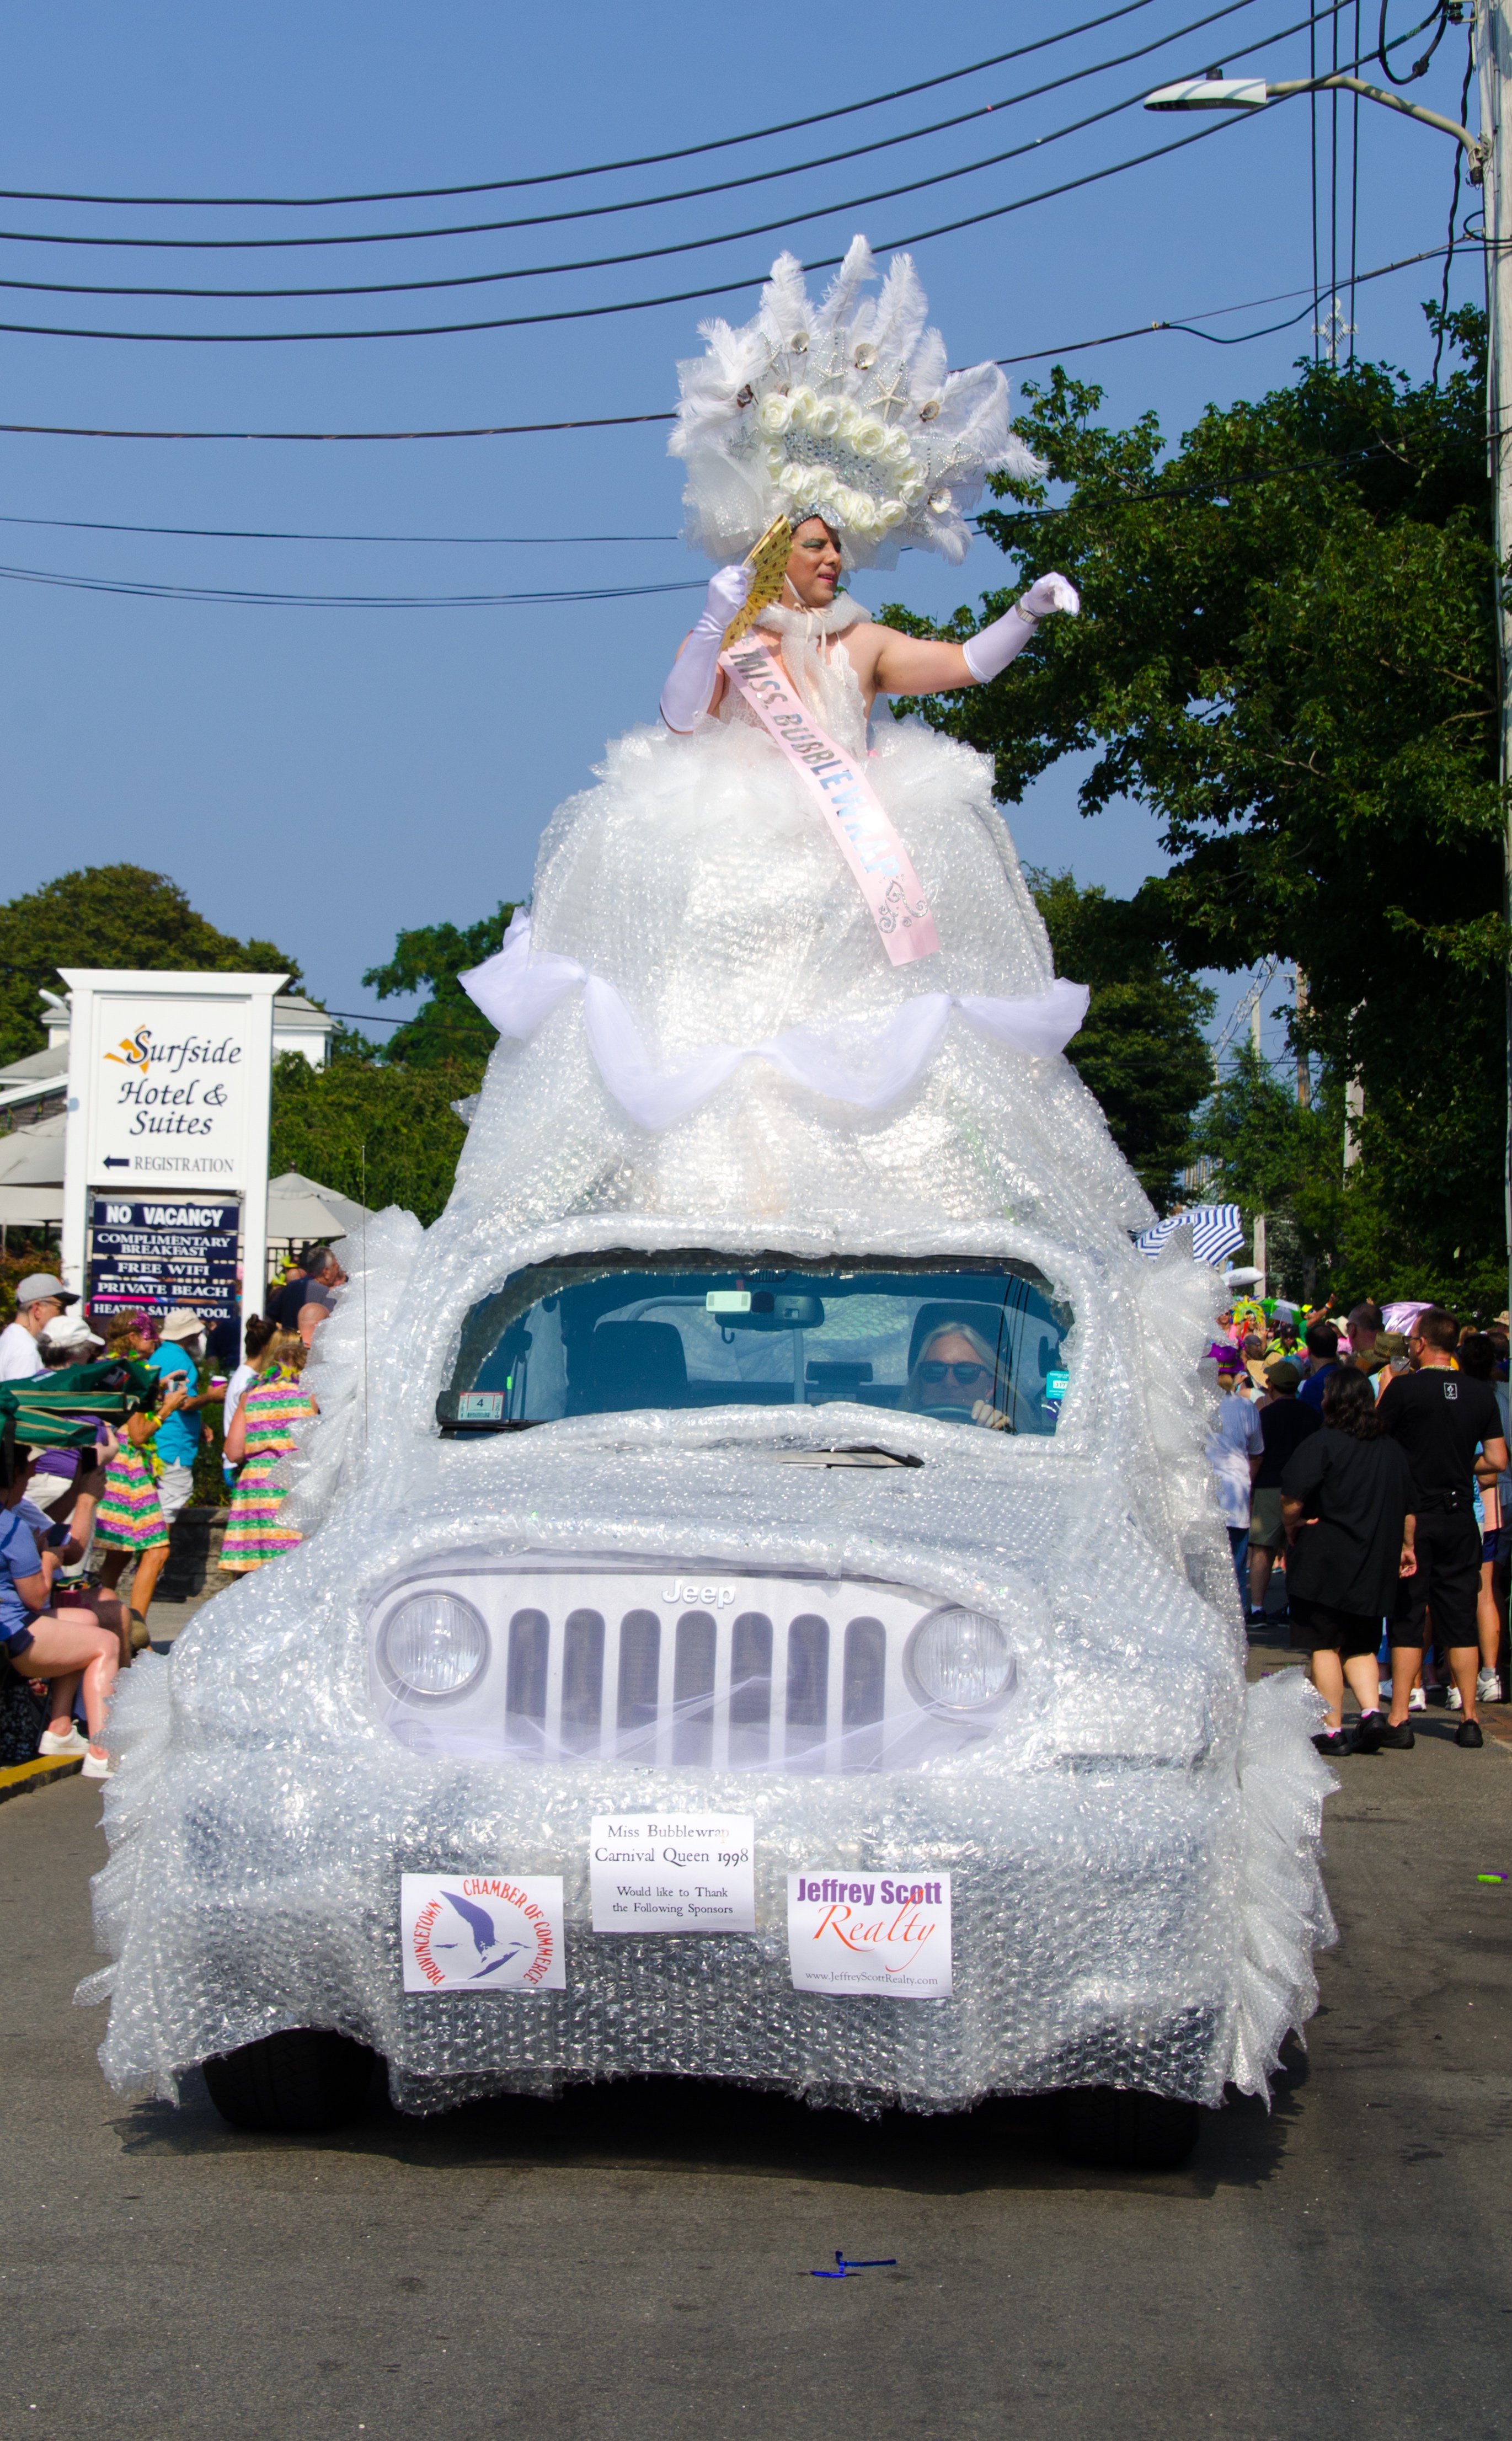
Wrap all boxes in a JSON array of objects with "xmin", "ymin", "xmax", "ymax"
[
  {"xmin": 1144, "ymin": 63, "xmax": 1487, "ymax": 173},
  {"xmin": 1145, "ymin": 39, "xmax": 1512, "ymax": 1322}
]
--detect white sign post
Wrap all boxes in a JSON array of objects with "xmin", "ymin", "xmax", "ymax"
[{"xmin": 58, "ymin": 969, "xmax": 288, "ymax": 1320}]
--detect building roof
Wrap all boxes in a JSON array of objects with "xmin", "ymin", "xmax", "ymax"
[{"xmin": 0, "ymin": 1041, "xmax": 70, "ymax": 1088}]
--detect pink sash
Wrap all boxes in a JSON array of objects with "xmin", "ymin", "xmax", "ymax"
[{"xmin": 719, "ymin": 632, "xmax": 941, "ymax": 966}]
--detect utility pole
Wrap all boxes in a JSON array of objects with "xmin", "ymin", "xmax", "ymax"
[
  {"xmin": 1477, "ymin": 0, "xmax": 1512, "ymax": 1328},
  {"xmin": 1294, "ymin": 968, "xmax": 1311, "ymax": 1109},
  {"xmin": 1146, "ymin": 54, "xmax": 1506, "ymax": 1303}
]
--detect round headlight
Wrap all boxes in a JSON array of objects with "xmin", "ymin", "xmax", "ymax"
[
  {"xmin": 907, "ymin": 1608, "xmax": 1014, "ymax": 1711},
  {"xmin": 380, "ymin": 1591, "xmax": 489, "ymax": 1700}
]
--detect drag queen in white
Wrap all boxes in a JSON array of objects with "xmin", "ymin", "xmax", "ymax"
[{"xmin": 463, "ymin": 234, "xmax": 1128, "ymax": 1237}]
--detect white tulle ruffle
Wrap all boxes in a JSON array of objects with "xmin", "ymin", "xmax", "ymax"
[{"xmin": 462, "ymin": 910, "xmax": 1089, "ymax": 1134}]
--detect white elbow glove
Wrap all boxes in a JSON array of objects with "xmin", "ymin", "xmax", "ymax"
[
  {"xmin": 659, "ymin": 563, "xmax": 753, "ymax": 731},
  {"xmin": 961, "ymin": 570, "xmax": 1080, "ymax": 684}
]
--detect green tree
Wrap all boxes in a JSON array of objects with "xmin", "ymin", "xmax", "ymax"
[
  {"xmin": 1027, "ymin": 867, "xmax": 1215, "ymax": 1206},
  {"xmin": 269, "ymin": 900, "xmax": 516, "ymax": 1229},
  {"xmin": 0, "ymin": 864, "xmax": 301, "ymax": 1064},
  {"xmin": 269, "ymin": 1051, "xmax": 480, "ymax": 1228},
  {"xmin": 884, "ymin": 309, "xmax": 1505, "ymax": 1308},
  {"xmin": 362, "ymin": 902, "xmax": 515, "ymax": 1066}
]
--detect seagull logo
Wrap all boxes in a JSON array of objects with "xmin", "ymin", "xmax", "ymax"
[
  {"xmin": 105, "ymin": 1026, "xmax": 153, "ymax": 1075},
  {"xmin": 432, "ymin": 1888, "xmax": 532, "ymax": 1981}
]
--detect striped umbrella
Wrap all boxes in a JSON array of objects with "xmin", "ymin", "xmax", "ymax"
[{"xmin": 1134, "ymin": 1204, "xmax": 1246, "ymax": 1267}]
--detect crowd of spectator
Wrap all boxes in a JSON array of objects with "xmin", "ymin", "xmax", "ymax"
[
  {"xmin": 1, "ymin": 1241, "xmax": 341, "ymax": 1772},
  {"xmin": 1207, "ymin": 1294, "xmax": 1511, "ymax": 1755}
]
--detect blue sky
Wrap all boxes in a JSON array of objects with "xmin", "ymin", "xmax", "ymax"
[{"xmin": 2, "ymin": 0, "xmax": 1483, "ymax": 1071}]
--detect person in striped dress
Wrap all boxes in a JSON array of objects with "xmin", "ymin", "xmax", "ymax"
[
  {"xmin": 221, "ymin": 1333, "xmax": 318, "ymax": 1573},
  {"xmin": 94, "ymin": 1312, "xmax": 188, "ymax": 1646}
]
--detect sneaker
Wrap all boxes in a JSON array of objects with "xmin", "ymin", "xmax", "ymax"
[
  {"xmin": 1312, "ymin": 1728, "xmax": 1349, "ymax": 1755},
  {"xmin": 1477, "ymin": 1669, "xmax": 1503, "ymax": 1705},
  {"xmin": 1353, "ymin": 1708, "xmax": 1386, "ymax": 1755},
  {"xmin": 1408, "ymin": 1687, "xmax": 1426, "ymax": 1711},
  {"xmin": 80, "ymin": 1748, "xmax": 114, "ymax": 1780},
  {"xmin": 1379, "ymin": 1718, "xmax": 1416, "ymax": 1749},
  {"xmin": 1456, "ymin": 1719, "xmax": 1485, "ymax": 1749},
  {"xmin": 1446, "ymin": 1684, "xmax": 1463, "ymax": 1712},
  {"xmin": 38, "ymin": 1725, "xmax": 89, "ymax": 1758},
  {"xmin": 1379, "ymin": 1679, "xmax": 1393, "ymax": 1702}
]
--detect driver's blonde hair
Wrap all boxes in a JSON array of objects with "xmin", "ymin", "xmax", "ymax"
[{"xmin": 902, "ymin": 1320, "xmax": 1000, "ymax": 1410}]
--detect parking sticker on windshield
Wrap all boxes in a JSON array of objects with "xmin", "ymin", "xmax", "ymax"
[
  {"xmin": 401, "ymin": 1874, "xmax": 566, "ymax": 1993},
  {"xmin": 591, "ymin": 1814, "xmax": 755, "ymax": 1933},
  {"xmin": 787, "ymin": 1872, "xmax": 953, "ymax": 1999}
]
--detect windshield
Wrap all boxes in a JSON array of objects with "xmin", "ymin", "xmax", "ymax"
[{"xmin": 439, "ymin": 1252, "xmax": 1072, "ymax": 1435}]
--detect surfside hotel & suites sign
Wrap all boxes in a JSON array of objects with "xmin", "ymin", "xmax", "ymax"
[{"xmin": 57, "ymin": 968, "xmax": 288, "ymax": 1321}]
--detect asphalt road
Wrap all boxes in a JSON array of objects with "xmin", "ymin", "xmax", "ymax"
[{"xmin": 3, "ymin": 1669, "xmax": 1510, "ymax": 2441}]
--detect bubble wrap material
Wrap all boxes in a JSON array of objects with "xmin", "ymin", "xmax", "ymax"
[{"xmin": 84, "ymin": 706, "xmax": 1337, "ymax": 2117}]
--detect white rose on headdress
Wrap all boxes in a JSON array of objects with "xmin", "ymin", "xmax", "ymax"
[
  {"xmin": 877, "ymin": 498, "xmax": 908, "ymax": 529},
  {"xmin": 806, "ymin": 464, "xmax": 837, "ymax": 499},
  {"xmin": 884, "ymin": 430, "xmax": 916, "ymax": 471},
  {"xmin": 786, "ymin": 386, "xmax": 819, "ymax": 428},
  {"xmin": 808, "ymin": 399, "xmax": 841, "ymax": 439},
  {"xmin": 777, "ymin": 461, "xmax": 808, "ymax": 496},
  {"xmin": 757, "ymin": 392, "xmax": 793, "ymax": 435},
  {"xmin": 897, "ymin": 472, "xmax": 926, "ymax": 505},
  {"xmin": 850, "ymin": 415, "xmax": 888, "ymax": 458}
]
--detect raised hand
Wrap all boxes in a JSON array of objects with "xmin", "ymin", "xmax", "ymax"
[
  {"xmin": 660, "ymin": 563, "xmax": 754, "ymax": 733},
  {"xmin": 961, "ymin": 570, "xmax": 1081, "ymax": 685},
  {"xmin": 702, "ymin": 563, "xmax": 753, "ymax": 625},
  {"xmin": 1018, "ymin": 571, "xmax": 1080, "ymax": 620}
]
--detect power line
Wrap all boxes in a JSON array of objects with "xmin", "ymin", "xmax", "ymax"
[
  {"xmin": 9, "ymin": 424, "xmax": 1483, "ymax": 603},
  {"xmin": 994, "ymin": 237, "xmax": 1456, "ymax": 358},
  {"xmin": 0, "ymin": 28, "xmax": 1315, "ymax": 307},
  {"xmin": 0, "ymin": 0, "xmax": 1294, "ymax": 255},
  {"xmin": 0, "ymin": 0, "xmax": 1176, "ymax": 209},
  {"xmin": 0, "ymin": 511, "xmax": 681, "ymax": 544},
  {"xmin": 1431, "ymin": 28, "xmax": 1476, "ymax": 382},
  {"xmin": 0, "ymin": 236, "xmax": 1463, "ymax": 439},
  {"xmin": 0, "ymin": 115, "xmax": 1257, "ymax": 340},
  {"xmin": 0, "ymin": 563, "xmax": 708, "ymax": 607},
  {"xmin": 0, "ymin": 407, "xmax": 682, "ymax": 439},
  {"xmin": 0, "ymin": 0, "xmax": 1366, "ymax": 319}
]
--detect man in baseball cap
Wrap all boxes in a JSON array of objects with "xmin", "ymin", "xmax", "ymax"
[{"xmin": 0, "ymin": 1274, "xmax": 80, "ymax": 1385}]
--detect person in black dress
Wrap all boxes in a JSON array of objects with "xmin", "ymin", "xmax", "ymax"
[
  {"xmin": 1377, "ymin": 1306, "xmax": 1509, "ymax": 1748},
  {"xmin": 1281, "ymin": 1365, "xmax": 1418, "ymax": 1755}
]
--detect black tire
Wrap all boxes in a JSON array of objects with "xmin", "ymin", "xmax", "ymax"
[
  {"xmin": 201, "ymin": 2029, "xmax": 377, "ymax": 2133},
  {"xmin": 1055, "ymin": 2085, "xmax": 1202, "ymax": 2170}
]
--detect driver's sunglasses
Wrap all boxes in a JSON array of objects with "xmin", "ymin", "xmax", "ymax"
[{"xmin": 918, "ymin": 1359, "xmax": 991, "ymax": 1385}]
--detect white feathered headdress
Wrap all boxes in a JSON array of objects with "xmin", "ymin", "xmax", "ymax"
[{"xmin": 670, "ymin": 235, "xmax": 1039, "ymax": 571}]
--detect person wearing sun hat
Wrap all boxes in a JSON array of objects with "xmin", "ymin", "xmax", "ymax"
[{"xmin": 145, "ymin": 1309, "xmax": 220, "ymax": 1525}]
